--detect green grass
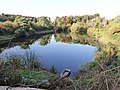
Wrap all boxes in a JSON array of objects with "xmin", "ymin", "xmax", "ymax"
[{"xmin": 20, "ymin": 69, "xmax": 55, "ymax": 81}]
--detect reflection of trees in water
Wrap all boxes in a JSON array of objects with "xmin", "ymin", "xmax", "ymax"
[
  {"xmin": 16, "ymin": 34, "xmax": 52, "ymax": 48},
  {"xmin": 1, "ymin": 33, "xmax": 98, "ymax": 52},
  {"xmin": 54, "ymin": 33, "xmax": 72, "ymax": 43},
  {"xmin": 0, "ymin": 36, "xmax": 40, "ymax": 50},
  {"xmin": 54, "ymin": 33, "xmax": 98, "ymax": 46},
  {"xmin": 0, "ymin": 49, "xmax": 2, "ymax": 53},
  {"xmin": 0, "ymin": 34, "xmax": 52, "ymax": 51},
  {"xmin": 13, "ymin": 38, "xmax": 38, "ymax": 49},
  {"xmin": 38, "ymin": 34, "xmax": 52, "ymax": 45}
]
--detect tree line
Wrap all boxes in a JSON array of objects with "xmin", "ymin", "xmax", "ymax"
[
  {"xmin": 0, "ymin": 13, "xmax": 120, "ymax": 41},
  {"xmin": 0, "ymin": 13, "xmax": 53, "ymax": 37}
]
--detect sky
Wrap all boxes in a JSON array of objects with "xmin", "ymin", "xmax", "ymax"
[{"xmin": 0, "ymin": 0, "xmax": 120, "ymax": 21}]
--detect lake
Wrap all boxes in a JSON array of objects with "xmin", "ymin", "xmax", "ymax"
[{"xmin": 0, "ymin": 34, "xmax": 97, "ymax": 74}]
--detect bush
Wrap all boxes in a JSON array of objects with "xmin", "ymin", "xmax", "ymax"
[
  {"xmin": 70, "ymin": 22, "xmax": 87, "ymax": 34},
  {"xmin": 2, "ymin": 70, "xmax": 22, "ymax": 85},
  {"xmin": 0, "ymin": 51, "xmax": 43, "ymax": 86},
  {"xmin": 73, "ymin": 43, "xmax": 119, "ymax": 90},
  {"xmin": 0, "ymin": 59, "xmax": 22, "ymax": 85},
  {"xmin": 107, "ymin": 23, "xmax": 120, "ymax": 35},
  {"xmin": 15, "ymin": 29, "xmax": 27, "ymax": 37}
]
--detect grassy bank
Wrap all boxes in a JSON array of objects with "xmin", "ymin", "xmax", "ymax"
[{"xmin": 0, "ymin": 51, "xmax": 56, "ymax": 89}]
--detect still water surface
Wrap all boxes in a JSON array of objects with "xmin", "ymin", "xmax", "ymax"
[{"xmin": 0, "ymin": 35, "xmax": 97, "ymax": 74}]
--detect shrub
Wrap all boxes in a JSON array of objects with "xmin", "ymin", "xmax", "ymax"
[
  {"xmin": 15, "ymin": 29, "xmax": 27, "ymax": 37},
  {"xmin": 0, "ymin": 59, "xmax": 22, "ymax": 85},
  {"xmin": 70, "ymin": 22, "xmax": 87, "ymax": 34}
]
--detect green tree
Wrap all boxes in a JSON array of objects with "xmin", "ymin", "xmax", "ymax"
[
  {"xmin": 70, "ymin": 22, "xmax": 87, "ymax": 34},
  {"xmin": 36, "ymin": 16, "xmax": 53, "ymax": 29}
]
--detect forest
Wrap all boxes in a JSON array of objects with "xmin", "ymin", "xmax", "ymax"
[{"xmin": 0, "ymin": 13, "xmax": 120, "ymax": 46}]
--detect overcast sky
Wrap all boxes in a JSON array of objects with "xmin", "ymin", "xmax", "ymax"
[{"xmin": 0, "ymin": 0, "xmax": 120, "ymax": 21}]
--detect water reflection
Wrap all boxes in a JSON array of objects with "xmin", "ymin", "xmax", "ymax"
[
  {"xmin": 38, "ymin": 34, "xmax": 52, "ymax": 45},
  {"xmin": 0, "ymin": 33, "xmax": 97, "ymax": 74}
]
